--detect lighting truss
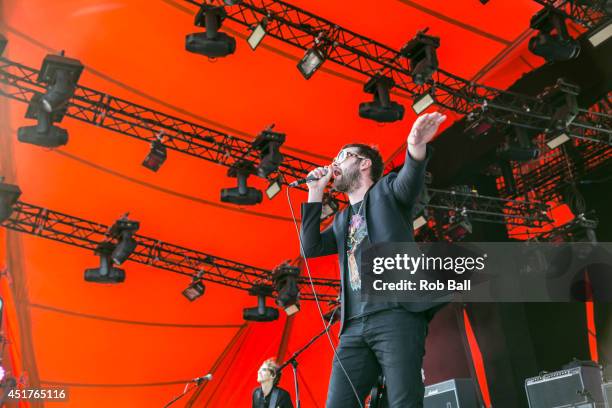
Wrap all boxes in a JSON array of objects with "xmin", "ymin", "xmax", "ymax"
[
  {"xmin": 425, "ymin": 188, "xmax": 552, "ymax": 227},
  {"xmin": 0, "ymin": 200, "xmax": 339, "ymax": 301},
  {"xmin": 0, "ymin": 56, "xmax": 320, "ymax": 193},
  {"xmin": 524, "ymin": 213, "xmax": 599, "ymax": 242},
  {"xmin": 498, "ymin": 94, "xmax": 612, "ymax": 202},
  {"xmin": 531, "ymin": 0, "xmax": 611, "ymax": 29},
  {"xmin": 0, "ymin": 56, "xmax": 554, "ymax": 225},
  {"xmin": 192, "ymin": 0, "xmax": 600, "ymax": 131}
]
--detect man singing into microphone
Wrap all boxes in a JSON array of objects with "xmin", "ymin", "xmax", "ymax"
[
  {"xmin": 300, "ymin": 112, "xmax": 447, "ymax": 407},
  {"xmin": 252, "ymin": 358, "xmax": 294, "ymax": 408}
]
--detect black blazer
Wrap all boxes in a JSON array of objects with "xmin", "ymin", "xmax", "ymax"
[{"xmin": 300, "ymin": 146, "xmax": 442, "ymax": 333}]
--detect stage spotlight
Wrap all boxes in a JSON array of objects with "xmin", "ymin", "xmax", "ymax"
[
  {"xmin": 0, "ymin": 34, "xmax": 6, "ymax": 56},
  {"xmin": 248, "ymin": 19, "xmax": 268, "ymax": 50},
  {"xmin": 85, "ymin": 242, "xmax": 126, "ymax": 283},
  {"xmin": 412, "ymin": 92, "xmax": 435, "ymax": 115},
  {"xmin": 528, "ymin": 8, "xmax": 580, "ymax": 62},
  {"xmin": 575, "ymin": 214, "xmax": 598, "ymax": 243},
  {"xmin": 221, "ymin": 161, "xmax": 263, "ymax": 205},
  {"xmin": 497, "ymin": 144, "xmax": 540, "ymax": 161},
  {"xmin": 273, "ymin": 263, "xmax": 300, "ymax": 316},
  {"xmin": 497, "ymin": 127, "xmax": 540, "ymax": 161},
  {"xmin": 588, "ymin": 20, "xmax": 612, "ymax": 47},
  {"xmin": 265, "ymin": 178, "xmax": 282, "ymax": 200},
  {"xmin": 546, "ymin": 132, "xmax": 571, "ymax": 150},
  {"xmin": 38, "ymin": 54, "xmax": 83, "ymax": 113},
  {"xmin": 182, "ymin": 271, "xmax": 206, "ymax": 301},
  {"xmin": 186, "ymin": 5, "xmax": 236, "ymax": 58},
  {"xmin": 142, "ymin": 139, "xmax": 167, "ymax": 172},
  {"xmin": 109, "ymin": 215, "xmax": 140, "ymax": 265},
  {"xmin": 539, "ymin": 79, "xmax": 580, "ymax": 130},
  {"xmin": 253, "ymin": 128, "xmax": 285, "ymax": 178},
  {"xmin": 18, "ymin": 96, "xmax": 69, "ymax": 148},
  {"xmin": 321, "ymin": 192, "xmax": 339, "ymax": 220},
  {"xmin": 297, "ymin": 47, "xmax": 325, "ymax": 80},
  {"xmin": 401, "ymin": 30, "xmax": 440, "ymax": 85},
  {"xmin": 0, "ymin": 181, "xmax": 21, "ymax": 223},
  {"xmin": 359, "ymin": 76, "xmax": 405, "ymax": 123},
  {"xmin": 445, "ymin": 214, "xmax": 472, "ymax": 242},
  {"xmin": 243, "ymin": 284, "xmax": 279, "ymax": 322},
  {"xmin": 413, "ymin": 215, "xmax": 428, "ymax": 230}
]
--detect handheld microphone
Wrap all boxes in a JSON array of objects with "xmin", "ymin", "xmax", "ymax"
[
  {"xmin": 192, "ymin": 373, "xmax": 213, "ymax": 383},
  {"xmin": 289, "ymin": 168, "xmax": 329, "ymax": 187}
]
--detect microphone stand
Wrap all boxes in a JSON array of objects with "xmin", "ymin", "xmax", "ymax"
[
  {"xmin": 162, "ymin": 378, "xmax": 209, "ymax": 408},
  {"xmin": 278, "ymin": 308, "xmax": 339, "ymax": 408}
]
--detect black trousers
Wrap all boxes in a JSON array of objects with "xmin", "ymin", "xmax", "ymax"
[{"xmin": 326, "ymin": 308, "xmax": 428, "ymax": 408}]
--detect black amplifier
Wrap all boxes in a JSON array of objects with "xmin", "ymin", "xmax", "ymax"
[
  {"xmin": 424, "ymin": 378, "xmax": 479, "ymax": 408},
  {"xmin": 525, "ymin": 365, "xmax": 604, "ymax": 408}
]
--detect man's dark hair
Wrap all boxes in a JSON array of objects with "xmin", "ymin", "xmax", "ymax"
[{"xmin": 341, "ymin": 143, "xmax": 384, "ymax": 182}]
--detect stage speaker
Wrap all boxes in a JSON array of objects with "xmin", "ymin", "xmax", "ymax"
[
  {"xmin": 424, "ymin": 378, "xmax": 479, "ymax": 408},
  {"xmin": 525, "ymin": 363, "xmax": 604, "ymax": 408},
  {"xmin": 603, "ymin": 382, "xmax": 612, "ymax": 408}
]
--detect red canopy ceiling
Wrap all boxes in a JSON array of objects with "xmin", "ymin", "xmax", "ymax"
[{"xmin": 0, "ymin": 0, "xmax": 548, "ymax": 406}]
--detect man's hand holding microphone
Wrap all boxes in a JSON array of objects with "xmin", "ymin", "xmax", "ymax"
[{"xmin": 306, "ymin": 166, "xmax": 333, "ymax": 203}]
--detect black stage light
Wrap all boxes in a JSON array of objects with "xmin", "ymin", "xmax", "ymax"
[
  {"xmin": 401, "ymin": 30, "xmax": 440, "ymax": 85},
  {"xmin": 182, "ymin": 271, "xmax": 206, "ymax": 301},
  {"xmin": 18, "ymin": 101, "xmax": 68, "ymax": 148},
  {"xmin": 248, "ymin": 19, "xmax": 267, "ymax": 50},
  {"xmin": 142, "ymin": 139, "xmax": 167, "ymax": 172},
  {"xmin": 38, "ymin": 54, "xmax": 84, "ymax": 113},
  {"xmin": 186, "ymin": 5, "xmax": 236, "ymax": 58},
  {"xmin": 529, "ymin": 8, "xmax": 580, "ymax": 62},
  {"xmin": 445, "ymin": 214, "xmax": 472, "ymax": 242},
  {"xmin": 0, "ymin": 181, "xmax": 21, "ymax": 223},
  {"xmin": 183, "ymin": 281, "xmax": 205, "ymax": 301},
  {"xmin": 85, "ymin": 242, "xmax": 126, "ymax": 283},
  {"xmin": 297, "ymin": 47, "xmax": 325, "ymax": 79},
  {"xmin": 413, "ymin": 214, "xmax": 428, "ymax": 230},
  {"xmin": 243, "ymin": 284, "xmax": 279, "ymax": 322},
  {"xmin": 359, "ymin": 76, "xmax": 405, "ymax": 123},
  {"xmin": 546, "ymin": 131, "xmax": 571, "ymax": 150},
  {"xmin": 253, "ymin": 128, "xmax": 285, "ymax": 178},
  {"xmin": 273, "ymin": 263, "xmax": 301, "ymax": 316},
  {"xmin": 221, "ymin": 161, "xmax": 263, "ymax": 205},
  {"xmin": 539, "ymin": 78, "xmax": 580, "ymax": 130},
  {"xmin": 497, "ymin": 127, "xmax": 540, "ymax": 161},
  {"xmin": 497, "ymin": 144, "xmax": 540, "ymax": 161},
  {"xmin": 265, "ymin": 178, "xmax": 282, "ymax": 200},
  {"xmin": 109, "ymin": 215, "xmax": 140, "ymax": 265},
  {"xmin": 0, "ymin": 34, "xmax": 6, "ymax": 56},
  {"xmin": 588, "ymin": 19, "xmax": 612, "ymax": 47},
  {"xmin": 412, "ymin": 92, "xmax": 435, "ymax": 115}
]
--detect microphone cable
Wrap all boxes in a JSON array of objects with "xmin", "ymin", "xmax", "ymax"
[{"xmin": 285, "ymin": 186, "xmax": 364, "ymax": 408}]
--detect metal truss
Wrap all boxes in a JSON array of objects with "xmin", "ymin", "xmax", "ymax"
[
  {"xmin": 195, "ymin": 0, "xmax": 597, "ymax": 130},
  {"xmin": 1, "ymin": 56, "xmax": 558, "ymax": 225},
  {"xmin": 1, "ymin": 201, "xmax": 339, "ymax": 301},
  {"xmin": 498, "ymin": 95, "xmax": 612, "ymax": 202},
  {"xmin": 0, "ymin": 57, "xmax": 324, "ymax": 194},
  {"xmin": 532, "ymin": 0, "xmax": 610, "ymax": 28},
  {"xmin": 426, "ymin": 188, "xmax": 552, "ymax": 227},
  {"xmin": 525, "ymin": 213, "xmax": 599, "ymax": 242}
]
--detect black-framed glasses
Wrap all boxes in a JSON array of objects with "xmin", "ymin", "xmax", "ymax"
[{"xmin": 333, "ymin": 150, "xmax": 367, "ymax": 165}]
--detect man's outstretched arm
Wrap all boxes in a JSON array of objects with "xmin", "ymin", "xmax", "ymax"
[{"xmin": 391, "ymin": 112, "xmax": 446, "ymax": 207}]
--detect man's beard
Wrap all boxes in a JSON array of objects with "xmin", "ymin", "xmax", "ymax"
[{"xmin": 333, "ymin": 164, "xmax": 361, "ymax": 193}]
